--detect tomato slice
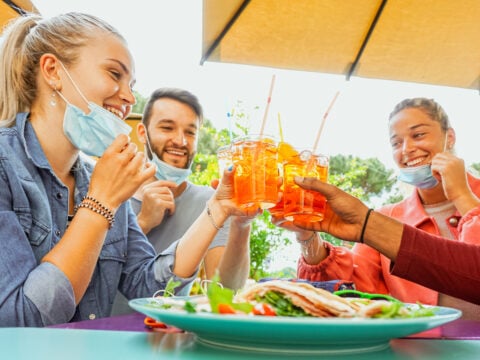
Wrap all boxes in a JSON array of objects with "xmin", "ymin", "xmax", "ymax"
[
  {"xmin": 252, "ymin": 303, "xmax": 277, "ymax": 316},
  {"xmin": 144, "ymin": 316, "xmax": 167, "ymax": 329},
  {"xmin": 218, "ymin": 303, "xmax": 237, "ymax": 314}
]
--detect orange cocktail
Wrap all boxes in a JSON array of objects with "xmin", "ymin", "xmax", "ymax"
[
  {"xmin": 232, "ymin": 135, "xmax": 278, "ymax": 210},
  {"xmin": 268, "ymin": 141, "xmax": 298, "ymax": 218},
  {"xmin": 283, "ymin": 150, "xmax": 329, "ymax": 222}
]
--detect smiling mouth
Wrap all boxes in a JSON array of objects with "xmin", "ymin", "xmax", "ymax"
[
  {"xmin": 404, "ymin": 157, "xmax": 427, "ymax": 167},
  {"xmin": 165, "ymin": 148, "xmax": 187, "ymax": 157},
  {"xmin": 104, "ymin": 106, "xmax": 124, "ymax": 119}
]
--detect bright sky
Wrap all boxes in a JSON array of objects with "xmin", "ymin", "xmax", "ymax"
[{"xmin": 34, "ymin": 0, "xmax": 479, "ymax": 172}]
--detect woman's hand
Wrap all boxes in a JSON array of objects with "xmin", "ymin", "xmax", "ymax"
[
  {"xmin": 211, "ymin": 166, "xmax": 262, "ymax": 220},
  {"xmin": 431, "ymin": 152, "xmax": 479, "ymax": 215},
  {"xmin": 88, "ymin": 135, "xmax": 156, "ymax": 211},
  {"xmin": 432, "ymin": 153, "xmax": 468, "ymax": 199}
]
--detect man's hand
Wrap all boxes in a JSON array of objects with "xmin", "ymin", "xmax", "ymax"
[{"xmin": 137, "ymin": 180, "xmax": 178, "ymax": 234}]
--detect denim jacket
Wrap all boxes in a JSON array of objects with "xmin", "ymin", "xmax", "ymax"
[{"xmin": 0, "ymin": 113, "xmax": 196, "ymax": 326}]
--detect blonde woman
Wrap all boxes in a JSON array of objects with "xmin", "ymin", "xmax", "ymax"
[{"xmin": 0, "ymin": 13, "xmax": 255, "ymax": 326}]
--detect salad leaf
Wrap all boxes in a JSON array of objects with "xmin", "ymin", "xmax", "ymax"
[
  {"xmin": 372, "ymin": 302, "xmax": 437, "ymax": 319},
  {"xmin": 207, "ymin": 275, "xmax": 253, "ymax": 314},
  {"xmin": 184, "ymin": 301, "xmax": 197, "ymax": 313},
  {"xmin": 258, "ymin": 291, "xmax": 309, "ymax": 317},
  {"xmin": 164, "ymin": 278, "xmax": 181, "ymax": 297}
]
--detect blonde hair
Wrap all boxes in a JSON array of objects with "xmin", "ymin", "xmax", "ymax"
[{"xmin": 0, "ymin": 12, "xmax": 125, "ymax": 126}]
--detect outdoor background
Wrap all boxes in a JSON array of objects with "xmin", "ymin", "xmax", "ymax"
[{"xmin": 33, "ymin": 1, "xmax": 480, "ymax": 276}]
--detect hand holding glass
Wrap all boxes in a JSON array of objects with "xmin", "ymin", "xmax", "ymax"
[{"xmin": 283, "ymin": 150, "xmax": 329, "ymax": 222}]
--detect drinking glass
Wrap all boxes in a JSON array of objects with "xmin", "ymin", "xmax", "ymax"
[
  {"xmin": 231, "ymin": 134, "xmax": 278, "ymax": 210},
  {"xmin": 283, "ymin": 150, "xmax": 329, "ymax": 222},
  {"xmin": 216, "ymin": 145, "xmax": 232, "ymax": 178}
]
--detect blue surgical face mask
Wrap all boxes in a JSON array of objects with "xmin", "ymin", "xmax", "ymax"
[
  {"xmin": 145, "ymin": 133, "xmax": 192, "ymax": 185},
  {"xmin": 397, "ymin": 164, "xmax": 439, "ymax": 189},
  {"xmin": 57, "ymin": 62, "xmax": 131, "ymax": 157}
]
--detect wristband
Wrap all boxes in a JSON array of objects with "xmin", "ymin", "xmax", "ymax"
[{"xmin": 360, "ymin": 208, "xmax": 374, "ymax": 243}]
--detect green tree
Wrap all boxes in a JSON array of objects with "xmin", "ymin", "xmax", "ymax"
[
  {"xmin": 249, "ymin": 211, "xmax": 292, "ymax": 280},
  {"xmin": 132, "ymin": 91, "xmax": 148, "ymax": 114},
  {"xmin": 329, "ymin": 155, "xmax": 396, "ymax": 202}
]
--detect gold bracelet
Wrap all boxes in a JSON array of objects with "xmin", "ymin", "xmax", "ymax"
[
  {"xmin": 74, "ymin": 196, "xmax": 115, "ymax": 229},
  {"xmin": 206, "ymin": 205, "xmax": 223, "ymax": 230},
  {"xmin": 296, "ymin": 232, "xmax": 316, "ymax": 247}
]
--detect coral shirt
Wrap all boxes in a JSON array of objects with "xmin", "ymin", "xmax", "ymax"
[{"xmin": 298, "ymin": 173, "xmax": 480, "ymax": 305}]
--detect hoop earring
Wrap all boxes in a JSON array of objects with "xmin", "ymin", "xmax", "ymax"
[{"xmin": 50, "ymin": 82, "xmax": 57, "ymax": 107}]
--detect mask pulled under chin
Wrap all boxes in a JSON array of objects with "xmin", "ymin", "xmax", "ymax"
[
  {"xmin": 150, "ymin": 154, "xmax": 192, "ymax": 185},
  {"xmin": 63, "ymin": 102, "xmax": 131, "ymax": 157},
  {"xmin": 397, "ymin": 164, "xmax": 439, "ymax": 189}
]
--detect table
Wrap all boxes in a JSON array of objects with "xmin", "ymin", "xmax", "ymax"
[{"xmin": 2, "ymin": 313, "xmax": 479, "ymax": 359}]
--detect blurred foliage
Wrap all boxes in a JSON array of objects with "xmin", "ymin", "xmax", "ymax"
[
  {"xmin": 132, "ymin": 91, "xmax": 148, "ymax": 114},
  {"xmin": 329, "ymin": 155, "xmax": 395, "ymax": 201},
  {"xmin": 248, "ymin": 211, "xmax": 292, "ymax": 281}
]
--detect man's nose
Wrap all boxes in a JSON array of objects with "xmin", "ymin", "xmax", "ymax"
[{"xmin": 172, "ymin": 131, "xmax": 187, "ymax": 146}]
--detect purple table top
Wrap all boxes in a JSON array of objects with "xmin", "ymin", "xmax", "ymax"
[
  {"xmin": 48, "ymin": 312, "xmax": 480, "ymax": 340},
  {"xmin": 49, "ymin": 313, "xmax": 148, "ymax": 332}
]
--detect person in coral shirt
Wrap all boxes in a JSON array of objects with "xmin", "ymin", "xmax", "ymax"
[{"xmin": 273, "ymin": 98, "xmax": 480, "ymax": 319}]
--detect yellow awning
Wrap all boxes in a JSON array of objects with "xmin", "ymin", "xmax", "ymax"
[
  {"xmin": 1, "ymin": 0, "xmax": 39, "ymax": 34},
  {"xmin": 202, "ymin": 0, "xmax": 480, "ymax": 90}
]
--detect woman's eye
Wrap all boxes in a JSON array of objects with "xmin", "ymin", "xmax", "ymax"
[
  {"xmin": 110, "ymin": 70, "xmax": 121, "ymax": 80},
  {"xmin": 413, "ymin": 132, "xmax": 426, "ymax": 139}
]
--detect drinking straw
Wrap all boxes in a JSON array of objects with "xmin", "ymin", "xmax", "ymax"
[
  {"xmin": 311, "ymin": 90, "xmax": 340, "ymax": 154},
  {"xmin": 227, "ymin": 108, "xmax": 234, "ymax": 141},
  {"xmin": 259, "ymin": 74, "xmax": 276, "ymax": 137},
  {"xmin": 305, "ymin": 90, "xmax": 340, "ymax": 173},
  {"xmin": 277, "ymin": 112, "xmax": 284, "ymax": 142}
]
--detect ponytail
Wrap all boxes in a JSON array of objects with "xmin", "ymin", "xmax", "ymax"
[
  {"xmin": 0, "ymin": 12, "xmax": 124, "ymax": 127},
  {"xmin": 0, "ymin": 14, "xmax": 41, "ymax": 126}
]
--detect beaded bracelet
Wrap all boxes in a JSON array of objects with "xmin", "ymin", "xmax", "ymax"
[
  {"xmin": 206, "ymin": 205, "xmax": 223, "ymax": 230},
  {"xmin": 82, "ymin": 195, "xmax": 114, "ymax": 215},
  {"xmin": 74, "ymin": 196, "xmax": 115, "ymax": 229}
]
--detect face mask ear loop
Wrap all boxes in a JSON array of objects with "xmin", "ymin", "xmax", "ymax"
[
  {"xmin": 443, "ymin": 131, "xmax": 449, "ymax": 152},
  {"xmin": 55, "ymin": 90, "xmax": 70, "ymax": 106},
  {"xmin": 144, "ymin": 128, "xmax": 156, "ymax": 161},
  {"xmin": 58, "ymin": 61, "xmax": 90, "ymax": 110}
]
